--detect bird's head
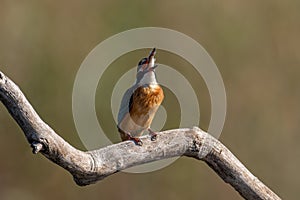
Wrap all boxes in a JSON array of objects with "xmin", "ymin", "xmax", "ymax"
[
  {"xmin": 136, "ymin": 48, "xmax": 158, "ymax": 85},
  {"xmin": 137, "ymin": 48, "xmax": 157, "ymax": 73}
]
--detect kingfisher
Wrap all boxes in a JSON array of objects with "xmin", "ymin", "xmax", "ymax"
[{"xmin": 117, "ymin": 48, "xmax": 164, "ymax": 145}]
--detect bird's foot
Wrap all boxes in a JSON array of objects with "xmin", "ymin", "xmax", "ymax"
[
  {"xmin": 126, "ymin": 133, "xmax": 143, "ymax": 146},
  {"xmin": 148, "ymin": 128, "xmax": 157, "ymax": 141},
  {"xmin": 118, "ymin": 126, "xmax": 143, "ymax": 146},
  {"xmin": 131, "ymin": 137, "xmax": 143, "ymax": 146}
]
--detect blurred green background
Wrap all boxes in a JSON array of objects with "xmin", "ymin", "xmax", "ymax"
[{"xmin": 0, "ymin": 0, "xmax": 299, "ymax": 199}]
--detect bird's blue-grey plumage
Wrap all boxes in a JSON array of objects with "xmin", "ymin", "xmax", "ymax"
[{"xmin": 117, "ymin": 84, "xmax": 137, "ymax": 125}]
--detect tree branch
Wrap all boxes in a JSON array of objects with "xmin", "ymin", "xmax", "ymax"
[{"xmin": 0, "ymin": 71, "xmax": 280, "ymax": 200}]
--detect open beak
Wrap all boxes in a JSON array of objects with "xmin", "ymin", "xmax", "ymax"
[
  {"xmin": 148, "ymin": 48, "xmax": 156, "ymax": 60},
  {"xmin": 147, "ymin": 48, "xmax": 157, "ymax": 71}
]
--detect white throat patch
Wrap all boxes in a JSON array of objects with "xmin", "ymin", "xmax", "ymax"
[{"xmin": 137, "ymin": 71, "xmax": 157, "ymax": 85}]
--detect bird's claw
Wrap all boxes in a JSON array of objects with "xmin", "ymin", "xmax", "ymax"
[
  {"xmin": 126, "ymin": 133, "xmax": 143, "ymax": 146},
  {"xmin": 150, "ymin": 134, "xmax": 157, "ymax": 141},
  {"xmin": 148, "ymin": 128, "xmax": 157, "ymax": 141},
  {"xmin": 132, "ymin": 137, "xmax": 143, "ymax": 146}
]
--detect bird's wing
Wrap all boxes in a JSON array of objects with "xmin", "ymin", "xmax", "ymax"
[{"xmin": 117, "ymin": 85, "xmax": 137, "ymax": 125}]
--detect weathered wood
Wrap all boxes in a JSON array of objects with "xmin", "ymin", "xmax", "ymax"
[{"xmin": 0, "ymin": 71, "xmax": 281, "ymax": 200}]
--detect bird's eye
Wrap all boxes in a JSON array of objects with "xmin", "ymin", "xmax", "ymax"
[
  {"xmin": 137, "ymin": 58, "xmax": 148, "ymax": 72},
  {"xmin": 138, "ymin": 58, "xmax": 148, "ymax": 66}
]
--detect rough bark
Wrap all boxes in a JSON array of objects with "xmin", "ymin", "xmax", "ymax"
[{"xmin": 0, "ymin": 71, "xmax": 281, "ymax": 200}]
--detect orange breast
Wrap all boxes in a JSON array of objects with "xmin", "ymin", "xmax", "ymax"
[
  {"xmin": 130, "ymin": 85, "xmax": 164, "ymax": 115},
  {"xmin": 129, "ymin": 85, "xmax": 164, "ymax": 127},
  {"xmin": 118, "ymin": 84, "xmax": 164, "ymax": 137}
]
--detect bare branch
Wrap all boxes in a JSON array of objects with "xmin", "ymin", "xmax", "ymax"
[{"xmin": 0, "ymin": 71, "xmax": 280, "ymax": 200}]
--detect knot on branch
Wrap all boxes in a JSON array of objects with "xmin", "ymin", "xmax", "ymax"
[
  {"xmin": 31, "ymin": 141, "xmax": 44, "ymax": 154},
  {"xmin": 189, "ymin": 127, "xmax": 213, "ymax": 159},
  {"xmin": 30, "ymin": 137, "xmax": 49, "ymax": 154}
]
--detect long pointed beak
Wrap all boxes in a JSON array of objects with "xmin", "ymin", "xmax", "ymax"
[
  {"xmin": 148, "ymin": 48, "xmax": 156, "ymax": 60},
  {"xmin": 147, "ymin": 48, "xmax": 157, "ymax": 70}
]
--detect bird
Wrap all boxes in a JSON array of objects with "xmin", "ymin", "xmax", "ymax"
[{"xmin": 117, "ymin": 48, "xmax": 164, "ymax": 145}]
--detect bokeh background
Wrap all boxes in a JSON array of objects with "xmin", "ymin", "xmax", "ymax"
[{"xmin": 0, "ymin": 1, "xmax": 299, "ymax": 199}]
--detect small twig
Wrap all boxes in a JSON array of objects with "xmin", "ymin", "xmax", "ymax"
[{"xmin": 0, "ymin": 71, "xmax": 281, "ymax": 200}]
